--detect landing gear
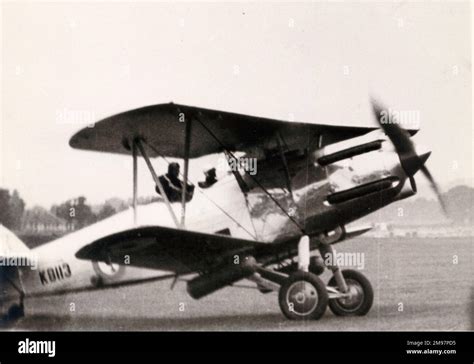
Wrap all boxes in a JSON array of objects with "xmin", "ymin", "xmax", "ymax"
[
  {"xmin": 278, "ymin": 271, "xmax": 328, "ymax": 320},
  {"xmin": 1, "ymin": 277, "xmax": 26, "ymax": 326},
  {"xmin": 255, "ymin": 237, "xmax": 374, "ymax": 320},
  {"xmin": 327, "ymin": 269, "xmax": 373, "ymax": 316},
  {"xmin": 277, "ymin": 236, "xmax": 329, "ymax": 320},
  {"xmin": 6, "ymin": 302, "xmax": 25, "ymax": 320},
  {"xmin": 1, "ymin": 298, "xmax": 25, "ymax": 326},
  {"xmin": 319, "ymin": 242, "xmax": 373, "ymax": 317}
]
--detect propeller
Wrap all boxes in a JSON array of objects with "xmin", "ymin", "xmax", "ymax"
[{"xmin": 371, "ymin": 98, "xmax": 447, "ymax": 215}]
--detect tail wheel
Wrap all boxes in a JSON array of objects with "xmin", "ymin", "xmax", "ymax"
[
  {"xmin": 7, "ymin": 303, "xmax": 24, "ymax": 320},
  {"xmin": 328, "ymin": 269, "xmax": 374, "ymax": 316},
  {"xmin": 278, "ymin": 271, "xmax": 328, "ymax": 320}
]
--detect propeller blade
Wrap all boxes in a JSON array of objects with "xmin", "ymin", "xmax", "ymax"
[
  {"xmin": 371, "ymin": 98, "xmax": 427, "ymax": 177},
  {"xmin": 371, "ymin": 98, "xmax": 415, "ymax": 156},
  {"xmin": 420, "ymin": 165, "xmax": 448, "ymax": 216},
  {"xmin": 409, "ymin": 176, "xmax": 417, "ymax": 193},
  {"xmin": 371, "ymin": 98, "xmax": 446, "ymax": 216}
]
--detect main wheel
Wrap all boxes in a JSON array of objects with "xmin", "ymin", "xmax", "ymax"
[
  {"xmin": 327, "ymin": 269, "xmax": 373, "ymax": 316},
  {"xmin": 278, "ymin": 271, "xmax": 328, "ymax": 320}
]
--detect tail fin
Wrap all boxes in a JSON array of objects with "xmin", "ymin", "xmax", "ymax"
[
  {"xmin": 0, "ymin": 225, "xmax": 30, "ymax": 315},
  {"xmin": 0, "ymin": 224, "xmax": 30, "ymax": 257}
]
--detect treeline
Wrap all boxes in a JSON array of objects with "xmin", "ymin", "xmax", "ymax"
[
  {"xmin": 50, "ymin": 196, "xmax": 121, "ymax": 230},
  {"xmin": 0, "ymin": 188, "xmax": 129, "ymax": 233},
  {"xmin": 0, "ymin": 188, "xmax": 25, "ymax": 230}
]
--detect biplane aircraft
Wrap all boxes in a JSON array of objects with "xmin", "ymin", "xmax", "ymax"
[{"xmin": 1, "ymin": 99, "xmax": 446, "ymax": 322}]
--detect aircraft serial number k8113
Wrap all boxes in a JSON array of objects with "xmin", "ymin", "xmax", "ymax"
[{"xmin": 38, "ymin": 263, "xmax": 72, "ymax": 285}]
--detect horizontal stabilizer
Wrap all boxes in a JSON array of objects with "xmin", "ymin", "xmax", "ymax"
[{"xmin": 0, "ymin": 225, "xmax": 30, "ymax": 258}]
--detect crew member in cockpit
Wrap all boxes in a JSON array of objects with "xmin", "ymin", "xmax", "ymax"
[
  {"xmin": 156, "ymin": 162, "xmax": 194, "ymax": 203},
  {"xmin": 198, "ymin": 166, "xmax": 218, "ymax": 189}
]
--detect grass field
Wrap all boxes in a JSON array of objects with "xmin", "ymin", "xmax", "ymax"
[{"xmin": 8, "ymin": 237, "xmax": 474, "ymax": 331}]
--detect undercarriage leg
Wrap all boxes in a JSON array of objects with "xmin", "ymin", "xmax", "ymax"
[
  {"xmin": 255, "ymin": 236, "xmax": 330, "ymax": 320},
  {"xmin": 297, "ymin": 235, "xmax": 310, "ymax": 272},
  {"xmin": 318, "ymin": 242, "xmax": 348, "ymax": 293}
]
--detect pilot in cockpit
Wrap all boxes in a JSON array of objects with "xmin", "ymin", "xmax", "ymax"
[{"xmin": 156, "ymin": 162, "xmax": 194, "ymax": 203}]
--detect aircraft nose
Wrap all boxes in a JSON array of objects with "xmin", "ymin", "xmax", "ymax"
[
  {"xmin": 415, "ymin": 145, "xmax": 432, "ymax": 166},
  {"xmin": 399, "ymin": 144, "xmax": 431, "ymax": 177}
]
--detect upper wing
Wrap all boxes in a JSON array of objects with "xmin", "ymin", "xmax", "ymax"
[
  {"xmin": 69, "ymin": 103, "xmax": 396, "ymax": 159},
  {"xmin": 75, "ymin": 226, "xmax": 267, "ymax": 274}
]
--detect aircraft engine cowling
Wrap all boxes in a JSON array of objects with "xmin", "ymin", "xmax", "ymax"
[
  {"xmin": 187, "ymin": 256, "xmax": 257, "ymax": 299},
  {"xmin": 315, "ymin": 130, "xmax": 405, "ymax": 199}
]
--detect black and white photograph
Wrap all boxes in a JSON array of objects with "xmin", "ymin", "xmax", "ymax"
[{"xmin": 0, "ymin": 0, "xmax": 472, "ymax": 358}]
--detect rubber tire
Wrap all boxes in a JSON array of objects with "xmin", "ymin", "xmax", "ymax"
[
  {"xmin": 328, "ymin": 269, "xmax": 373, "ymax": 316},
  {"xmin": 279, "ymin": 271, "xmax": 328, "ymax": 320}
]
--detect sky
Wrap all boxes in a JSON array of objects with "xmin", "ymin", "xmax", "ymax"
[{"xmin": 1, "ymin": 1, "xmax": 472, "ymax": 208}]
